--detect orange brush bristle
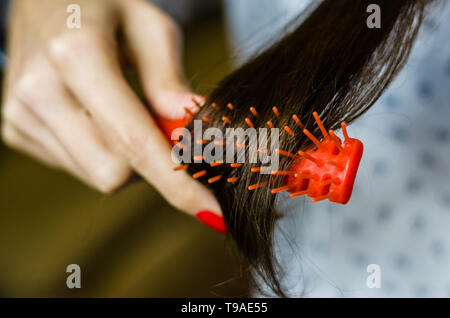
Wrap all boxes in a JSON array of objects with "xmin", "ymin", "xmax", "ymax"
[{"xmin": 161, "ymin": 105, "xmax": 363, "ymax": 205}]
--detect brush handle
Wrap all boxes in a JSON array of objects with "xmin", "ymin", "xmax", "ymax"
[{"xmin": 155, "ymin": 117, "xmax": 188, "ymax": 142}]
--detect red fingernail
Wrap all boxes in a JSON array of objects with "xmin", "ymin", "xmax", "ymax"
[{"xmin": 196, "ymin": 210, "xmax": 227, "ymax": 233}]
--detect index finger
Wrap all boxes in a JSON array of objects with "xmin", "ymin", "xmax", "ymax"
[{"xmin": 48, "ymin": 31, "xmax": 222, "ymax": 218}]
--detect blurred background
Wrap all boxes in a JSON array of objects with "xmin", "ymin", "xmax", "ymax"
[
  {"xmin": 2, "ymin": 0, "xmax": 450, "ymax": 298},
  {"xmin": 0, "ymin": 0, "xmax": 250, "ymax": 297}
]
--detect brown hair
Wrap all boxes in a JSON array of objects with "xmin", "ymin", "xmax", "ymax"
[{"xmin": 181, "ymin": 0, "xmax": 434, "ymax": 296}]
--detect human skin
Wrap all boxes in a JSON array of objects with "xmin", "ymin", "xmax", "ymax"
[{"xmin": 1, "ymin": 0, "xmax": 223, "ymax": 229}]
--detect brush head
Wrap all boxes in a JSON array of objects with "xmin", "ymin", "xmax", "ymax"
[
  {"xmin": 164, "ymin": 104, "xmax": 364, "ymax": 205},
  {"xmin": 287, "ymin": 133, "xmax": 363, "ymax": 204}
]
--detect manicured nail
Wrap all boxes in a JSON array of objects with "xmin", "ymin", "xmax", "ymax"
[{"xmin": 196, "ymin": 210, "xmax": 227, "ymax": 233}]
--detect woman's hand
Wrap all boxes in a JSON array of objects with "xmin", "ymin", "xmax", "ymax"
[{"xmin": 1, "ymin": 0, "xmax": 223, "ymax": 229}]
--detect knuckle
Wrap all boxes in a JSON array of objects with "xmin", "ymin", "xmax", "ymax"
[
  {"xmin": 91, "ymin": 161, "xmax": 131, "ymax": 194},
  {"xmin": 1, "ymin": 123, "xmax": 17, "ymax": 147},
  {"xmin": 48, "ymin": 28, "xmax": 113, "ymax": 63},
  {"xmin": 12, "ymin": 72, "xmax": 41, "ymax": 103},
  {"xmin": 2, "ymin": 101, "xmax": 24, "ymax": 126},
  {"xmin": 11, "ymin": 53, "xmax": 56, "ymax": 106},
  {"xmin": 96, "ymin": 182, "xmax": 119, "ymax": 195},
  {"xmin": 115, "ymin": 128, "xmax": 149, "ymax": 163}
]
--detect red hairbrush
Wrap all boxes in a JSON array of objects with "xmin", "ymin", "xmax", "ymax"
[{"xmin": 157, "ymin": 103, "xmax": 363, "ymax": 205}]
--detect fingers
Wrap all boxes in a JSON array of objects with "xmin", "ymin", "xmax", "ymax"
[
  {"xmin": 12, "ymin": 54, "xmax": 132, "ymax": 193},
  {"xmin": 2, "ymin": 0, "xmax": 223, "ymax": 225},
  {"xmin": 1, "ymin": 97, "xmax": 95, "ymax": 187},
  {"xmin": 2, "ymin": 122, "xmax": 61, "ymax": 169},
  {"xmin": 47, "ymin": 28, "xmax": 222, "ymax": 217},
  {"xmin": 120, "ymin": 0, "xmax": 195, "ymax": 119}
]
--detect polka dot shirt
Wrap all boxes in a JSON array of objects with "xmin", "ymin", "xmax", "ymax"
[{"xmin": 224, "ymin": 0, "xmax": 450, "ymax": 297}]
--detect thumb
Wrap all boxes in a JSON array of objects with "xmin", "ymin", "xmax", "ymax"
[
  {"xmin": 121, "ymin": 0, "xmax": 197, "ymax": 119},
  {"xmin": 120, "ymin": 1, "xmax": 226, "ymax": 233}
]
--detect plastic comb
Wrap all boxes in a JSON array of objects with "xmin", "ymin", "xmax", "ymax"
[{"xmin": 158, "ymin": 105, "xmax": 363, "ymax": 205}]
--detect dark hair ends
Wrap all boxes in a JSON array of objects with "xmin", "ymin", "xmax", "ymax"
[{"xmin": 183, "ymin": 0, "xmax": 435, "ymax": 296}]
